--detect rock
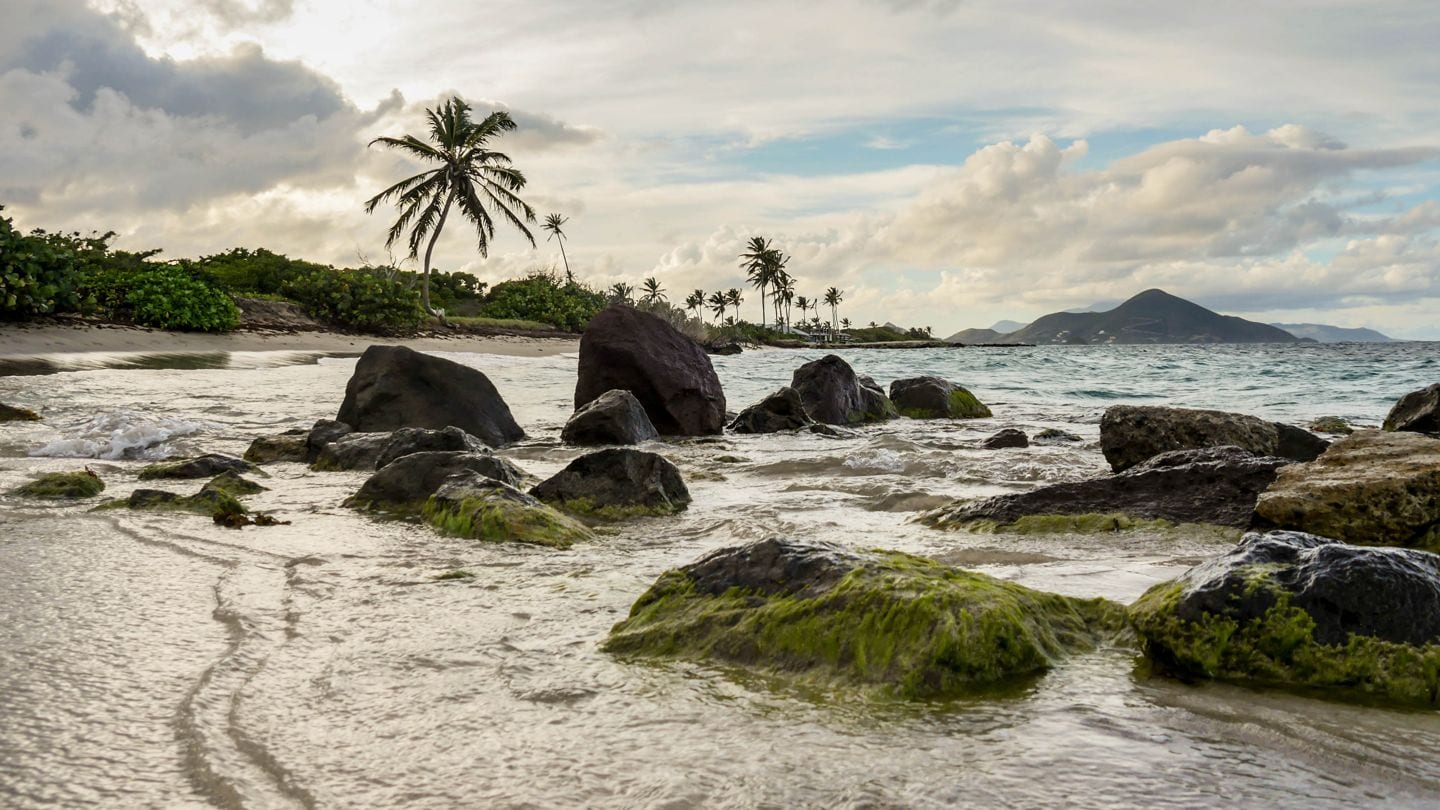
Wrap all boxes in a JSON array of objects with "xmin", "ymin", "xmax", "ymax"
[
  {"xmin": 202, "ymin": 471, "xmax": 267, "ymax": 497},
  {"xmin": 981, "ymin": 428, "xmax": 1029, "ymax": 449},
  {"xmin": 856, "ymin": 374, "xmax": 884, "ymax": 395},
  {"xmin": 422, "ymin": 474, "xmax": 594, "ymax": 548},
  {"xmin": 374, "ymin": 426, "xmax": 490, "ymax": 469},
  {"xmin": 561, "ymin": 390, "xmax": 659, "ymax": 446},
  {"xmin": 337, "ymin": 344, "xmax": 525, "ymax": 447},
  {"xmin": 889, "ymin": 376, "xmax": 992, "ymax": 419},
  {"xmin": 1308, "ymin": 416, "xmax": 1353, "ymax": 436},
  {"xmin": 1255, "ymin": 430, "xmax": 1440, "ymax": 548},
  {"xmin": 11, "ymin": 470, "xmax": 104, "ymax": 499},
  {"xmin": 791, "ymin": 355, "xmax": 897, "ymax": 425},
  {"xmin": 344, "ymin": 451, "xmax": 526, "ymax": 513},
  {"xmin": 306, "ymin": 419, "xmax": 353, "ymax": 463},
  {"xmin": 1383, "ymin": 384, "xmax": 1440, "ymax": 435},
  {"xmin": 1130, "ymin": 530, "xmax": 1440, "ymax": 706},
  {"xmin": 574, "ymin": 306, "xmax": 726, "ymax": 436},
  {"xmin": 0, "ymin": 402, "xmax": 41, "ymax": 422},
  {"xmin": 924, "ymin": 446, "xmax": 1290, "ymax": 531},
  {"xmin": 1099, "ymin": 404, "xmax": 1328, "ymax": 472},
  {"xmin": 234, "ymin": 297, "xmax": 320, "ymax": 329},
  {"xmin": 702, "ymin": 338, "xmax": 742, "ymax": 355},
  {"xmin": 112, "ymin": 486, "xmax": 246, "ymax": 519},
  {"xmin": 728, "ymin": 387, "xmax": 814, "ymax": 434},
  {"xmin": 603, "ymin": 537, "xmax": 1126, "ymax": 698},
  {"xmin": 243, "ymin": 433, "xmax": 309, "ymax": 464},
  {"xmin": 138, "ymin": 454, "xmax": 256, "ymax": 480},
  {"xmin": 311, "ymin": 432, "xmax": 392, "ymax": 471},
  {"xmin": 531, "ymin": 448, "xmax": 690, "ymax": 518},
  {"xmin": 1034, "ymin": 428, "xmax": 1083, "ymax": 442}
]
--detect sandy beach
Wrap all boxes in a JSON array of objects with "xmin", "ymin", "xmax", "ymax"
[{"xmin": 0, "ymin": 321, "xmax": 579, "ymax": 359}]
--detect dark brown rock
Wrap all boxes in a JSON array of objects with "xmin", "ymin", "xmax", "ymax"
[
  {"xmin": 337, "ymin": 345, "xmax": 524, "ymax": 447},
  {"xmin": 1383, "ymin": 384, "xmax": 1440, "ymax": 435},
  {"xmin": 562, "ymin": 389, "xmax": 659, "ymax": 446},
  {"xmin": 1099, "ymin": 404, "xmax": 1327, "ymax": 472},
  {"xmin": 729, "ymin": 387, "xmax": 814, "ymax": 434},
  {"xmin": 791, "ymin": 355, "xmax": 896, "ymax": 425}
]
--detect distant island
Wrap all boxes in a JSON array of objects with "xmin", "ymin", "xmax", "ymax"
[{"xmin": 1269, "ymin": 323, "xmax": 1393, "ymax": 343}]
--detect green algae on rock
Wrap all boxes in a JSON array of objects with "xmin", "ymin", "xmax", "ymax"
[
  {"xmin": 138, "ymin": 453, "xmax": 258, "ymax": 481},
  {"xmin": 243, "ymin": 433, "xmax": 309, "ymax": 464},
  {"xmin": 0, "ymin": 402, "xmax": 41, "ymax": 422},
  {"xmin": 1130, "ymin": 530, "xmax": 1440, "ymax": 707},
  {"xmin": 12, "ymin": 470, "xmax": 105, "ymax": 499},
  {"xmin": 102, "ymin": 486, "xmax": 247, "ymax": 519},
  {"xmin": 889, "ymin": 377, "xmax": 991, "ymax": 420},
  {"xmin": 530, "ymin": 448, "xmax": 690, "ymax": 521},
  {"xmin": 202, "ymin": 471, "xmax": 268, "ymax": 497},
  {"xmin": 422, "ymin": 474, "xmax": 594, "ymax": 549},
  {"xmin": 604, "ymin": 537, "xmax": 1127, "ymax": 699}
]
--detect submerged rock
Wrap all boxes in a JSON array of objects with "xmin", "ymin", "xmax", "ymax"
[
  {"xmin": 1383, "ymin": 384, "xmax": 1440, "ymax": 435},
  {"xmin": 889, "ymin": 376, "xmax": 992, "ymax": 420},
  {"xmin": 11, "ymin": 470, "xmax": 104, "ymax": 499},
  {"xmin": 243, "ymin": 432, "xmax": 309, "ymax": 464},
  {"xmin": 924, "ymin": 446, "xmax": 1289, "ymax": 531},
  {"xmin": 531, "ymin": 448, "xmax": 690, "ymax": 518},
  {"xmin": 981, "ymin": 428, "xmax": 1029, "ymax": 449},
  {"xmin": 1255, "ymin": 430, "xmax": 1440, "ymax": 549},
  {"xmin": 728, "ymin": 387, "xmax": 814, "ymax": 434},
  {"xmin": 1034, "ymin": 428, "xmax": 1083, "ymax": 443},
  {"xmin": 791, "ymin": 355, "xmax": 896, "ymax": 426},
  {"xmin": 1308, "ymin": 416, "xmax": 1353, "ymax": 436},
  {"xmin": 702, "ymin": 338, "xmax": 742, "ymax": 356},
  {"xmin": 138, "ymin": 454, "xmax": 256, "ymax": 480},
  {"xmin": 0, "ymin": 402, "xmax": 41, "ymax": 422},
  {"xmin": 1099, "ymin": 404, "xmax": 1327, "ymax": 472},
  {"xmin": 114, "ymin": 486, "xmax": 246, "ymax": 519},
  {"xmin": 345, "ymin": 451, "xmax": 526, "ymax": 513},
  {"xmin": 202, "ymin": 471, "xmax": 267, "ymax": 497},
  {"xmin": 603, "ymin": 537, "xmax": 1126, "ymax": 698},
  {"xmin": 561, "ymin": 389, "xmax": 659, "ymax": 446},
  {"xmin": 1130, "ymin": 530, "xmax": 1440, "ymax": 707},
  {"xmin": 311, "ymin": 432, "xmax": 392, "ymax": 471},
  {"xmin": 373, "ymin": 426, "xmax": 490, "ymax": 469},
  {"xmin": 337, "ymin": 344, "xmax": 525, "ymax": 447},
  {"xmin": 422, "ymin": 474, "xmax": 593, "ymax": 548},
  {"xmin": 575, "ymin": 306, "xmax": 727, "ymax": 436}
]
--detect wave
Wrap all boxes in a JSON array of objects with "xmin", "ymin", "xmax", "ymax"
[{"xmin": 29, "ymin": 410, "xmax": 220, "ymax": 460}]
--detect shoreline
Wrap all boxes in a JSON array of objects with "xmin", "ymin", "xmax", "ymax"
[{"xmin": 0, "ymin": 321, "xmax": 579, "ymax": 360}]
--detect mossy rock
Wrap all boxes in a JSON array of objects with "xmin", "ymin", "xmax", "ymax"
[
  {"xmin": 243, "ymin": 434, "xmax": 308, "ymax": 464},
  {"xmin": 102, "ymin": 486, "xmax": 247, "ymax": 519},
  {"xmin": 0, "ymin": 403, "xmax": 41, "ymax": 422},
  {"xmin": 202, "ymin": 471, "xmax": 268, "ymax": 497},
  {"xmin": 12, "ymin": 470, "xmax": 105, "ymax": 499},
  {"xmin": 138, "ymin": 454, "xmax": 257, "ymax": 481},
  {"xmin": 890, "ymin": 377, "xmax": 991, "ymax": 419},
  {"xmin": 1130, "ymin": 530, "xmax": 1440, "ymax": 707},
  {"xmin": 604, "ymin": 537, "xmax": 1127, "ymax": 699},
  {"xmin": 421, "ymin": 475, "xmax": 593, "ymax": 549}
]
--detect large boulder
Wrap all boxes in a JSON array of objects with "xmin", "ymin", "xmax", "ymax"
[
  {"xmin": 889, "ymin": 376, "xmax": 992, "ymax": 419},
  {"xmin": 561, "ymin": 389, "xmax": 659, "ymax": 446},
  {"xmin": 311, "ymin": 432, "xmax": 392, "ymax": 471},
  {"xmin": 728, "ymin": 387, "xmax": 814, "ymax": 434},
  {"xmin": 574, "ymin": 306, "xmax": 726, "ymax": 436},
  {"xmin": 373, "ymin": 426, "xmax": 489, "ymax": 469},
  {"xmin": 337, "ymin": 345, "xmax": 525, "ymax": 447},
  {"xmin": 1130, "ymin": 530, "xmax": 1440, "ymax": 707},
  {"xmin": 791, "ymin": 355, "xmax": 896, "ymax": 425},
  {"xmin": 345, "ymin": 451, "xmax": 525, "ymax": 513},
  {"xmin": 1099, "ymin": 404, "xmax": 1327, "ymax": 472},
  {"xmin": 1255, "ymin": 430, "xmax": 1440, "ymax": 549},
  {"xmin": 422, "ymin": 474, "xmax": 593, "ymax": 548},
  {"xmin": 924, "ymin": 446, "xmax": 1290, "ymax": 531},
  {"xmin": 531, "ymin": 448, "xmax": 690, "ymax": 518},
  {"xmin": 603, "ymin": 537, "xmax": 1126, "ymax": 699},
  {"xmin": 1383, "ymin": 384, "xmax": 1440, "ymax": 435},
  {"xmin": 139, "ymin": 454, "xmax": 256, "ymax": 480}
]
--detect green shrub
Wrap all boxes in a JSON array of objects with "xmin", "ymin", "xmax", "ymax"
[
  {"xmin": 0, "ymin": 208, "xmax": 79, "ymax": 317},
  {"xmin": 76, "ymin": 263, "xmax": 239, "ymax": 332},
  {"xmin": 282, "ymin": 267, "xmax": 423, "ymax": 333},
  {"xmin": 478, "ymin": 271, "xmax": 607, "ymax": 333},
  {"xmin": 191, "ymin": 247, "xmax": 331, "ymax": 296}
]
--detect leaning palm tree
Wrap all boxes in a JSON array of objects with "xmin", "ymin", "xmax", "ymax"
[
  {"xmin": 824, "ymin": 286, "xmax": 843, "ymax": 332},
  {"xmin": 768, "ymin": 260, "xmax": 790, "ymax": 327},
  {"xmin": 365, "ymin": 96, "xmax": 536, "ymax": 320},
  {"xmin": 684, "ymin": 290, "xmax": 705, "ymax": 320},
  {"xmin": 841, "ymin": 317, "xmax": 851, "ymax": 330},
  {"xmin": 641, "ymin": 276, "xmax": 666, "ymax": 304},
  {"xmin": 542, "ymin": 213, "xmax": 572, "ymax": 283},
  {"xmin": 740, "ymin": 236, "xmax": 774, "ymax": 328},
  {"xmin": 707, "ymin": 291, "xmax": 729, "ymax": 325},
  {"xmin": 726, "ymin": 288, "xmax": 743, "ymax": 322}
]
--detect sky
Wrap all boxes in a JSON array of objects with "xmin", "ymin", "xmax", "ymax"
[{"xmin": 3, "ymin": 1, "xmax": 1439, "ymax": 338}]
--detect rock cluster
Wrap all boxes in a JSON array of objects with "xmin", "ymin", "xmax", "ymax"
[{"xmin": 1100, "ymin": 404, "xmax": 1327, "ymax": 472}]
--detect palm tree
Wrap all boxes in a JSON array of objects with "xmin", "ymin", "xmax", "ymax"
[
  {"xmin": 542, "ymin": 213, "xmax": 572, "ymax": 283},
  {"xmin": 768, "ymin": 260, "xmax": 791, "ymax": 327},
  {"xmin": 365, "ymin": 97, "xmax": 536, "ymax": 320},
  {"xmin": 726, "ymin": 288, "xmax": 743, "ymax": 322},
  {"xmin": 684, "ymin": 290, "xmax": 705, "ymax": 319},
  {"xmin": 823, "ymin": 286, "xmax": 843, "ymax": 333},
  {"xmin": 706, "ymin": 291, "xmax": 729, "ymax": 324},
  {"xmin": 778, "ymin": 273, "xmax": 795, "ymax": 329},
  {"xmin": 740, "ymin": 236, "xmax": 774, "ymax": 328},
  {"xmin": 609, "ymin": 282, "xmax": 634, "ymax": 305},
  {"xmin": 795, "ymin": 295, "xmax": 810, "ymax": 327},
  {"xmin": 642, "ymin": 276, "xmax": 666, "ymax": 304},
  {"xmin": 841, "ymin": 317, "xmax": 851, "ymax": 330}
]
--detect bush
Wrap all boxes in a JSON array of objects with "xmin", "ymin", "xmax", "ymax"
[
  {"xmin": 282, "ymin": 267, "xmax": 423, "ymax": 333},
  {"xmin": 477, "ymin": 271, "xmax": 607, "ymax": 332},
  {"xmin": 77, "ymin": 262, "xmax": 239, "ymax": 332},
  {"xmin": 192, "ymin": 248, "xmax": 331, "ymax": 297},
  {"xmin": 0, "ymin": 208, "xmax": 79, "ymax": 317}
]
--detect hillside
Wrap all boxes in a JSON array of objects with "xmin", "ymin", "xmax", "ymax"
[
  {"xmin": 945, "ymin": 328, "xmax": 1006, "ymax": 344},
  {"xmin": 1006, "ymin": 289, "xmax": 1300, "ymax": 345},
  {"xmin": 1272, "ymin": 323, "xmax": 1393, "ymax": 343}
]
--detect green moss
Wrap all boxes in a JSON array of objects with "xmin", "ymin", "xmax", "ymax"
[
  {"xmin": 12, "ymin": 470, "xmax": 105, "ymax": 499},
  {"xmin": 604, "ymin": 550, "xmax": 1128, "ymax": 699},
  {"xmin": 202, "ymin": 471, "xmax": 267, "ymax": 497},
  {"xmin": 551, "ymin": 496, "xmax": 684, "ymax": 521},
  {"xmin": 947, "ymin": 388, "xmax": 992, "ymax": 419},
  {"xmin": 1129, "ymin": 578, "xmax": 1440, "ymax": 707},
  {"xmin": 0, "ymin": 403, "xmax": 41, "ymax": 422},
  {"xmin": 422, "ymin": 494, "xmax": 592, "ymax": 549},
  {"xmin": 100, "ymin": 486, "xmax": 247, "ymax": 519},
  {"xmin": 433, "ymin": 569, "xmax": 476, "ymax": 581},
  {"xmin": 933, "ymin": 511, "xmax": 1241, "ymax": 540}
]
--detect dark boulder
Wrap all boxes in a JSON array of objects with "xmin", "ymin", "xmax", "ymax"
[
  {"xmin": 791, "ymin": 355, "xmax": 896, "ymax": 425},
  {"xmin": 981, "ymin": 428, "xmax": 1029, "ymax": 449},
  {"xmin": 561, "ymin": 389, "xmax": 659, "ymax": 446},
  {"xmin": 924, "ymin": 446, "xmax": 1290, "ymax": 531},
  {"xmin": 244, "ymin": 432, "xmax": 309, "ymax": 464},
  {"xmin": 139, "ymin": 454, "xmax": 255, "ymax": 480},
  {"xmin": 575, "ymin": 306, "xmax": 726, "ymax": 436},
  {"xmin": 889, "ymin": 376, "xmax": 992, "ymax": 419},
  {"xmin": 345, "ymin": 450, "xmax": 525, "ymax": 513},
  {"xmin": 423, "ymin": 474, "xmax": 593, "ymax": 548},
  {"xmin": 311, "ymin": 432, "xmax": 392, "ymax": 471},
  {"xmin": 1383, "ymin": 384, "xmax": 1440, "ymax": 435},
  {"xmin": 531, "ymin": 448, "xmax": 691, "ymax": 517},
  {"xmin": 1130, "ymin": 530, "xmax": 1440, "ymax": 706},
  {"xmin": 337, "ymin": 345, "xmax": 525, "ymax": 447},
  {"xmin": 1034, "ymin": 428, "xmax": 1083, "ymax": 443},
  {"xmin": 728, "ymin": 387, "xmax": 814, "ymax": 434},
  {"xmin": 306, "ymin": 419, "xmax": 353, "ymax": 463},
  {"xmin": 703, "ymin": 338, "xmax": 742, "ymax": 356},
  {"xmin": 0, "ymin": 402, "xmax": 40, "ymax": 422},
  {"xmin": 1099, "ymin": 404, "xmax": 1327, "ymax": 472},
  {"xmin": 374, "ymin": 426, "xmax": 489, "ymax": 469}
]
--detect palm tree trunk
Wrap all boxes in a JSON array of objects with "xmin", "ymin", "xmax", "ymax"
[
  {"xmin": 557, "ymin": 239, "xmax": 572, "ymax": 284},
  {"xmin": 759, "ymin": 286, "xmax": 767, "ymax": 329},
  {"xmin": 421, "ymin": 191, "xmax": 456, "ymax": 324}
]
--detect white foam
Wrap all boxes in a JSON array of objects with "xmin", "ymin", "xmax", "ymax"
[{"xmin": 29, "ymin": 410, "xmax": 220, "ymax": 460}]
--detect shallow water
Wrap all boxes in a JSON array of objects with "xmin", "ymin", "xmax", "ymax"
[{"xmin": 2, "ymin": 342, "xmax": 1439, "ymax": 808}]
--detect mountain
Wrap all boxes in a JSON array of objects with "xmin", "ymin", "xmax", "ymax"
[
  {"xmin": 989, "ymin": 319, "xmax": 1028, "ymax": 334},
  {"xmin": 1006, "ymin": 289, "xmax": 1301, "ymax": 345},
  {"xmin": 945, "ymin": 328, "xmax": 1006, "ymax": 344},
  {"xmin": 1271, "ymin": 323, "xmax": 1393, "ymax": 343}
]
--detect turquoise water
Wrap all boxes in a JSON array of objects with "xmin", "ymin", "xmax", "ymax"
[{"xmin": 1, "ymin": 342, "xmax": 1438, "ymax": 808}]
